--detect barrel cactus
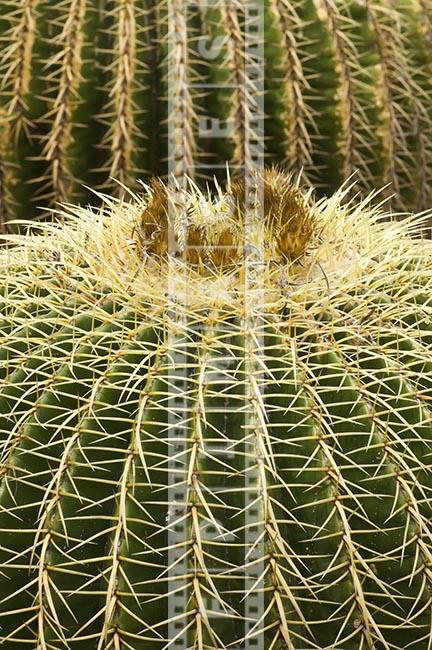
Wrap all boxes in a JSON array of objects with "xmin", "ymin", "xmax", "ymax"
[
  {"xmin": 0, "ymin": 167, "xmax": 431, "ymax": 649},
  {"xmin": 0, "ymin": 0, "xmax": 432, "ymax": 228}
]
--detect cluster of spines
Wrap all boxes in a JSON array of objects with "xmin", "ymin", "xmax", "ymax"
[
  {"xmin": 365, "ymin": 0, "xmax": 417, "ymax": 202},
  {"xmin": 401, "ymin": 0, "xmax": 432, "ymax": 213},
  {"xmin": 220, "ymin": 0, "xmax": 260, "ymax": 173},
  {"xmin": 313, "ymin": 0, "xmax": 372, "ymax": 189},
  {"xmin": 0, "ymin": 0, "xmax": 39, "ymax": 139},
  {"xmin": 99, "ymin": 0, "xmax": 147, "ymax": 192},
  {"xmin": 41, "ymin": 0, "xmax": 87, "ymax": 204}
]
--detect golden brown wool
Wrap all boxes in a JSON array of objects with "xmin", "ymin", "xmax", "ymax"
[
  {"xmin": 227, "ymin": 166, "xmax": 316, "ymax": 260},
  {"xmin": 138, "ymin": 175, "xmax": 239, "ymax": 266},
  {"xmin": 136, "ymin": 177, "xmax": 168, "ymax": 256},
  {"xmin": 138, "ymin": 168, "xmax": 316, "ymax": 267}
]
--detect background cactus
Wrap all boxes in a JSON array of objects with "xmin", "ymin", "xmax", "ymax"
[
  {"xmin": 0, "ymin": 0, "xmax": 432, "ymax": 229},
  {"xmin": 0, "ymin": 168, "xmax": 431, "ymax": 648}
]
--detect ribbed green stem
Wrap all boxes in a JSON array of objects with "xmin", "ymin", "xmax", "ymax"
[
  {"xmin": 0, "ymin": 286, "xmax": 430, "ymax": 646},
  {"xmin": 0, "ymin": 304, "xmax": 141, "ymax": 645}
]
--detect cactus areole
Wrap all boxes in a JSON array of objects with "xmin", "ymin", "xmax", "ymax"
[{"xmin": 0, "ymin": 169, "xmax": 431, "ymax": 649}]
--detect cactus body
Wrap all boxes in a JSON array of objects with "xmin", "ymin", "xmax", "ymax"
[
  {"xmin": 0, "ymin": 169, "xmax": 431, "ymax": 648},
  {"xmin": 1, "ymin": 0, "xmax": 432, "ymax": 227}
]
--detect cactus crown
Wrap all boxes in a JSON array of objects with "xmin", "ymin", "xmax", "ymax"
[
  {"xmin": 137, "ymin": 167, "xmax": 315, "ymax": 265},
  {"xmin": 5, "ymin": 166, "xmax": 426, "ymax": 311}
]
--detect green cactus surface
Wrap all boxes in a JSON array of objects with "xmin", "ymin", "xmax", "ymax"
[
  {"xmin": 1, "ymin": 0, "xmax": 432, "ymax": 229},
  {"xmin": 0, "ymin": 167, "xmax": 431, "ymax": 648}
]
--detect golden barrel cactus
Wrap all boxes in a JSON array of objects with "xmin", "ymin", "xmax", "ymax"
[{"xmin": 0, "ymin": 168, "xmax": 431, "ymax": 648}]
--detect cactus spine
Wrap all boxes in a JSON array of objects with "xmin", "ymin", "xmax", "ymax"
[
  {"xmin": 1, "ymin": 0, "xmax": 432, "ymax": 227},
  {"xmin": 0, "ymin": 168, "xmax": 431, "ymax": 648}
]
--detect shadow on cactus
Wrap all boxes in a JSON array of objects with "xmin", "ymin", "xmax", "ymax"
[{"xmin": 0, "ymin": 167, "xmax": 431, "ymax": 649}]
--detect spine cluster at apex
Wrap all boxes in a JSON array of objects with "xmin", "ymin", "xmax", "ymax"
[{"xmin": 136, "ymin": 167, "xmax": 316, "ymax": 266}]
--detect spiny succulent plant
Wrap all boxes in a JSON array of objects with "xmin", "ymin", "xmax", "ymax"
[
  {"xmin": 0, "ymin": 166, "xmax": 431, "ymax": 648},
  {"xmin": 1, "ymin": 0, "xmax": 432, "ymax": 229}
]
